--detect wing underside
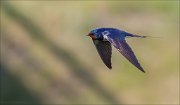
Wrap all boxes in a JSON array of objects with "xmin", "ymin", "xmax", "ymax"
[{"xmin": 93, "ymin": 40, "xmax": 112, "ymax": 69}]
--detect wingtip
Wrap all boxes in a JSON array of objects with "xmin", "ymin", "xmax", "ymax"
[
  {"xmin": 139, "ymin": 68, "xmax": 146, "ymax": 73},
  {"xmin": 141, "ymin": 70, "xmax": 146, "ymax": 73},
  {"xmin": 107, "ymin": 65, "xmax": 112, "ymax": 70},
  {"xmin": 108, "ymin": 66, "xmax": 112, "ymax": 70}
]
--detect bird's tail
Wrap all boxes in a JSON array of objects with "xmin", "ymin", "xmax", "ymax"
[
  {"xmin": 132, "ymin": 34, "xmax": 147, "ymax": 38},
  {"xmin": 133, "ymin": 35, "xmax": 162, "ymax": 38},
  {"xmin": 126, "ymin": 33, "xmax": 161, "ymax": 38}
]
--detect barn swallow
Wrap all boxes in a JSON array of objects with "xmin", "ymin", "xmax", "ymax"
[{"xmin": 87, "ymin": 28, "xmax": 147, "ymax": 73}]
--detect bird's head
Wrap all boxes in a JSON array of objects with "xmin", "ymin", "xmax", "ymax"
[{"xmin": 87, "ymin": 28, "xmax": 104, "ymax": 40}]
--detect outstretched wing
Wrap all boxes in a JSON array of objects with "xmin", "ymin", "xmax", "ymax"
[
  {"xmin": 106, "ymin": 36, "xmax": 145, "ymax": 73},
  {"xmin": 93, "ymin": 40, "xmax": 112, "ymax": 69}
]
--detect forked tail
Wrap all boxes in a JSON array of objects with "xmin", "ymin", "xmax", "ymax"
[
  {"xmin": 126, "ymin": 33, "xmax": 161, "ymax": 38},
  {"xmin": 132, "ymin": 34, "xmax": 147, "ymax": 38}
]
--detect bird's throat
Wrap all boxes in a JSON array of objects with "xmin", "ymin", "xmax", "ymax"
[{"xmin": 89, "ymin": 34, "xmax": 96, "ymax": 39}]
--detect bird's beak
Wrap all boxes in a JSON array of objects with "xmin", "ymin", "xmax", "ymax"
[{"xmin": 86, "ymin": 33, "xmax": 91, "ymax": 36}]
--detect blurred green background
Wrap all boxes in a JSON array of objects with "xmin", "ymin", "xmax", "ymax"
[{"xmin": 0, "ymin": 1, "xmax": 179, "ymax": 104}]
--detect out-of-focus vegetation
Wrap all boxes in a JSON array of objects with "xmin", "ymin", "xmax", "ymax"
[{"xmin": 0, "ymin": 1, "xmax": 179, "ymax": 104}]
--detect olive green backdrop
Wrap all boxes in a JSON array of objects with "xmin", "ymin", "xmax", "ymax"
[{"xmin": 1, "ymin": 1, "xmax": 179, "ymax": 104}]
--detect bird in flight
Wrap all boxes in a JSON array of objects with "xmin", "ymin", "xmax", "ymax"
[{"xmin": 87, "ymin": 28, "xmax": 147, "ymax": 73}]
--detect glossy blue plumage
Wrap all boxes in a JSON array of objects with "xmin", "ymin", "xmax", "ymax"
[
  {"xmin": 90, "ymin": 28, "xmax": 128, "ymax": 40},
  {"xmin": 88, "ymin": 28, "xmax": 146, "ymax": 73}
]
